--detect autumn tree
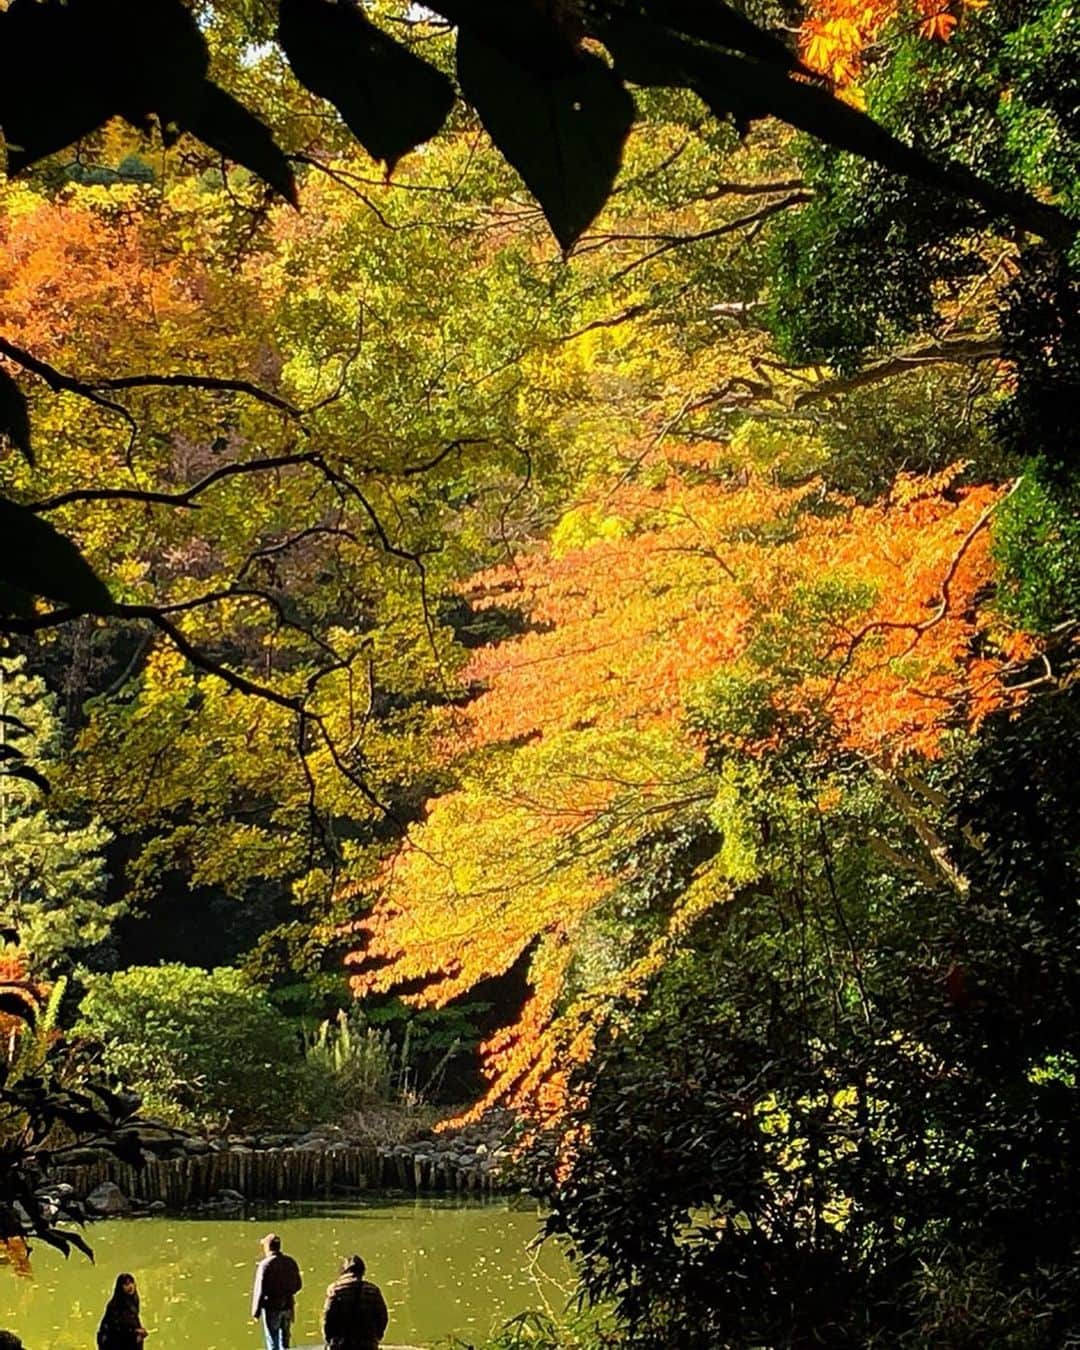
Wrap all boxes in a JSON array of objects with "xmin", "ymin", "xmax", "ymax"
[{"xmin": 348, "ymin": 445, "xmax": 1033, "ymax": 1118}]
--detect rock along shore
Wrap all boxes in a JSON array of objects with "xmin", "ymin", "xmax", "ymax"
[{"xmin": 41, "ymin": 1115, "xmax": 519, "ymax": 1217}]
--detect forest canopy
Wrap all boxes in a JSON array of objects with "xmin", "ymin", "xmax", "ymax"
[{"xmin": 1, "ymin": 0, "xmax": 1079, "ymax": 1344}]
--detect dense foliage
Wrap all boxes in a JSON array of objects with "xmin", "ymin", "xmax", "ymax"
[
  {"xmin": 0, "ymin": 0, "xmax": 1078, "ymax": 1343},
  {"xmin": 75, "ymin": 964, "xmax": 309, "ymax": 1131},
  {"xmin": 543, "ymin": 688, "xmax": 1080, "ymax": 1347}
]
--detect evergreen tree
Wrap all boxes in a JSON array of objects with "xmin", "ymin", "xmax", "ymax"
[{"xmin": 0, "ymin": 657, "xmax": 114, "ymax": 974}]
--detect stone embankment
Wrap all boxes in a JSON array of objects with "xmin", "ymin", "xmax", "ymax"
[{"xmin": 43, "ymin": 1116, "xmax": 517, "ymax": 1216}]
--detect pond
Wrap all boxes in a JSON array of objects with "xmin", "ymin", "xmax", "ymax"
[{"xmin": 3, "ymin": 1197, "xmax": 573, "ymax": 1349}]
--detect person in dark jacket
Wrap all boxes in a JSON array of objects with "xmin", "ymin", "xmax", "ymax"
[
  {"xmin": 251, "ymin": 1232, "xmax": 303, "ymax": 1350},
  {"xmin": 96, "ymin": 1273, "xmax": 148, "ymax": 1350},
  {"xmin": 322, "ymin": 1254, "xmax": 388, "ymax": 1350}
]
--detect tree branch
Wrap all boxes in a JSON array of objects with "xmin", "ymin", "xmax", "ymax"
[
  {"xmin": 27, "ymin": 452, "xmax": 321, "ymax": 514},
  {"xmin": 87, "ymin": 372, "xmax": 304, "ymax": 420},
  {"xmin": 824, "ymin": 478, "xmax": 1023, "ymax": 696},
  {"xmin": 0, "ymin": 336, "xmax": 303, "ymax": 423},
  {"xmin": 792, "ymin": 337, "xmax": 1003, "ymax": 409}
]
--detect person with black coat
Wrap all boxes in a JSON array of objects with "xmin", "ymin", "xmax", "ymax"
[
  {"xmin": 251, "ymin": 1232, "xmax": 303, "ymax": 1350},
  {"xmin": 322, "ymin": 1255, "xmax": 388, "ymax": 1350},
  {"xmin": 96, "ymin": 1273, "xmax": 148, "ymax": 1350}
]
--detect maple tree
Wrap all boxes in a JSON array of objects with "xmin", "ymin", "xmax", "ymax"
[
  {"xmin": 0, "ymin": 3, "xmax": 1076, "ymax": 1338},
  {"xmin": 349, "ymin": 445, "xmax": 1032, "ymax": 1119},
  {"xmin": 799, "ymin": 0, "xmax": 981, "ymax": 92}
]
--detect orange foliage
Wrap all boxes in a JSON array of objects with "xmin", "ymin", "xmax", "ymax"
[
  {"xmin": 349, "ymin": 448, "xmax": 1028, "ymax": 1119},
  {"xmin": 456, "ymin": 451, "xmax": 1011, "ymax": 761},
  {"xmin": 0, "ymin": 1236, "xmax": 32, "ymax": 1279},
  {"xmin": 0, "ymin": 949, "xmax": 40, "ymax": 1056},
  {"xmin": 800, "ymin": 0, "xmax": 985, "ymax": 89},
  {"xmin": 0, "ymin": 194, "xmax": 190, "ymax": 365},
  {"xmin": 0, "ymin": 185, "xmax": 275, "ymax": 392}
]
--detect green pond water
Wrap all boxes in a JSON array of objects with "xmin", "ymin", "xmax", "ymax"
[{"xmin": 3, "ymin": 1198, "xmax": 572, "ymax": 1349}]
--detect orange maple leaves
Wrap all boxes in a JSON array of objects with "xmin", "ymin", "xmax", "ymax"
[
  {"xmin": 800, "ymin": 0, "xmax": 986, "ymax": 90},
  {"xmin": 455, "ymin": 451, "xmax": 1013, "ymax": 761},
  {"xmin": 348, "ymin": 448, "xmax": 1029, "ymax": 1121}
]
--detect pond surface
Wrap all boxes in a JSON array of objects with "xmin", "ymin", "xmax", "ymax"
[{"xmin": 3, "ymin": 1197, "xmax": 572, "ymax": 1349}]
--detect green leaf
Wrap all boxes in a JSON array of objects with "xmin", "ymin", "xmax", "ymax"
[
  {"xmin": 278, "ymin": 0, "xmax": 456, "ymax": 172},
  {"xmin": 456, "ymin": 32, "xmax": 634, "ymax": 250},
  {"xmin": 0, "ymin": 368, "xmax": 32, "ymax": 463},
  {"xmin": 185, "ymin": 82, "xmax": 297, "ymax": 205},
  {"xmin": 0, "ymin": 496, "xmax": 112, "ymax": 613}
]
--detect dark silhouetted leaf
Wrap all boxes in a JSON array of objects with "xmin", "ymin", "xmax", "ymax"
[
  {"xmin": 88, "ymin": 1083, "xmax": 141, "ymax": 1125},
  {"xmin": 0, "ymin": 991, "xmax": 38, "ymax": 1025},
  {"xmin": 1, "ymin": 763, "xmax": 51, "ymax": 794},
  {"xmin": 185, "ymin": 81, "xmax": 297, "ymax": 204},
  {"xmin": 432, "ymin": 0, "xmax": 580, "ymax": 76},
  {"xmin": 108, "ymin": 1130, "xmax": 148, "ymax": 1167},
  {"xmin": 279, "ymin": 0, "xmax": 455, "ymax": 172},
  {"xmin": 0, "ymin": 0, "xmax": 208, "ymax": 175},
  {"xmin": 456, "ymin": 32, "xmax": 634, "ymax": 250},
  {"xmin": 0, "ymin": 712, "xmax": 31, "ymax": 738},
  {"xmin": 61, "ymin": 1228, "xmax": 94, "ymax": 1260},
  {"xmin": 34, "ymin": 1229, "xmax": 71, "ymax": 1258},
  {"xmin": 0, "ymin": 583, "xmax": 34, "ymax": 619},
  {"xmin": 0, "ymin": 496, "xmax": 112, "ymax": 612},
  {"xmin": 0, "ymin": 368, "xmax": 32, "ymax": 463}
]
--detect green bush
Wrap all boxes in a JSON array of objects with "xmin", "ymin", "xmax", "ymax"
[
  {"xmin": 75, "ymin": 964, "xmax": 307, "ymax": 1132},
  {"xmin": 993, "ymin": 467, "xmax": 1080, "ymax": 634}
]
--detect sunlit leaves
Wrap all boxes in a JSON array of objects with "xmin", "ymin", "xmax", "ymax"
[{"xmin": 351, "ymin": 448, "xmax": 1027, "ymax": 1118}]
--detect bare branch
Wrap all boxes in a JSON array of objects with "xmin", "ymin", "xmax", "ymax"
[
  {"xmin": 0, "ymin": 336, "xmax": 138, "ymax": 438},
  {"xmin": 0, "ymin": 336, "xmax": 303, "ymax": 423},
  {"xmin": 824, "ymin": 478, "xmax": 1023, "ymax": 696},
  {"xmin": 697, "ymin": 178, "xmax": 808, "ymax": 202},
  {"xmin": 88, "ymin": 372, "xmax": 304, "ymax": 420},
  {"xmin": 27, "ymin": 452, "xmax": 321, "ymax": 514},
  {"xmin": 792, "ymin": 337, "xmax": 1003, "ymax": 409}
]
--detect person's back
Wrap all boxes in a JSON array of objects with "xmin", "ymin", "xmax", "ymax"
[
  {"xmin": 256, "ymin": 1250, "xmax": 303, "ymax": 1313},
  {"xmin": 323, "ymin": 1255, "xmax": 387, "ymax": 1350},
  {"xmin": 251, "ymin": 1233, "xmax": 303, "ymax": 1350}
]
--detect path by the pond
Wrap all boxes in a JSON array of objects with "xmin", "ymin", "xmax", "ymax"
[{"xmin": 4, "ymin": 1197, "xmax": 571, "ymax": 1349}]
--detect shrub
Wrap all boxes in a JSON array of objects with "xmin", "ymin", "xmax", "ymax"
[
  {"xmin": 75, "ymin": 964, "xmax": 305, "ymax": 1132},
  {"xmin": 301, "ymin": 1009, "xmax": 395, "ymax": 1114}
]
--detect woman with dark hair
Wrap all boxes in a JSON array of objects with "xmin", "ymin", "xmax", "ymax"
[
  {"xmin": 96, "ymin": 1273, "xmax": 148, "ymax": 1350},
  {"xmin": 322, "ymin": 1255, "xmax": 388, "ymax": 1350}
]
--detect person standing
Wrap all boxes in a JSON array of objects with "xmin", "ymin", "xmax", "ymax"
[
  {"xmin": 251, "ymin": 1232, "xmax": 303, "ymax": 1350},
  {"xmin": 97, "ymin": 1273, "xmax": 148, "ymax": 1350},
  {"xmin": 322, "ymin": 1254, "xmax": 388, "ymax": 1350}
]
